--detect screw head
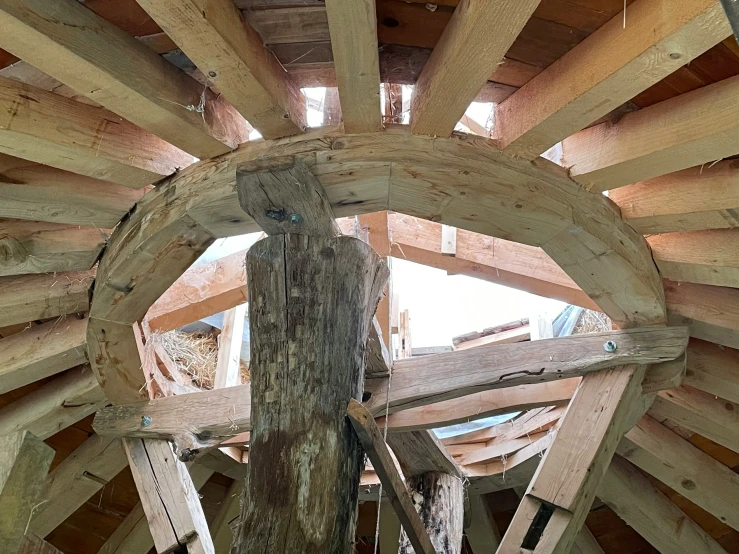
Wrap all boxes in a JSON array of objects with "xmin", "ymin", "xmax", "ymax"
[
  {"xmin": 141, "ymin": 415, "xmax": 152, "ymax": 427},
  {"xmin": 289, "ymin": 213, "xmax": 302, "ymax": 224},
  {"xmin": 208, "ymin": 71, "xmax": 217, "ymax": 78},
  {"xmin": 603, "ymin": 340, "xmax": 617, "ymax": 353}
]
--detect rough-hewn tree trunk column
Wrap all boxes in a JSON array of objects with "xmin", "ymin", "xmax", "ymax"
[
  {"xmin": 233, "ymin": 233, "xmax": 388, "ymax": 553},
  {"xmin": 399, "ymin": 472, "xmax": 464, "ymax": 553}
]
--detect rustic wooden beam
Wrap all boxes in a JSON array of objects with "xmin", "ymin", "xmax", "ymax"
[
  {"xmin": 618, "ymin": 415, "xmax": 739, "ymax": 532},
  {"xmin": 379, "ymin": 499, "xmax": 402, "ymax": 554},
  {"xmin": 443, "ymin": 406, "xmax": 565, "ymax": 447},
  {"xmin": 135, "ymin": 0, "xmax": 305, "ymax": 140},
  {"xmin": 599, "ymin": 456, "xmax": 727, "ymax": 554},
  {"xmin": 608, "ymin": 161, "xmax": 739, "ymax": 235},
  {"xmin": 325, "ymin": 0, "xmax": 382, "ymax": 132},
  {"xmin": 0, "ymin": 315, "xmax": 87, "ymax": 395},
  {"xmin": 562, "ymin": 74, "xmax": 739, "ymax": 192},
  {"xmin": 387, "ymin": 429, "xmax": 461, "ymax": 480},
  {"xmin": 0, "ymin": 0, "xmax": 248, "ymax": 158},
  {"xmin": 357, "ymin": 212, "xmax": 392, "ymax": 347},
  {"xmin": 572, "ymin": 528, "xmax": 605, "ymax": 554},
  {"xmin": 124, "ymin": 438, "xmax": 215, "ymax": 554},
  {"xmin": 30, "ymin": 435, "xmax": 127, "ymax": 538},
  {"xmin": 18, "ymin": 535, "xmax": 64, "ymax": 554},
  {"xmin": 0, "ymin": 76, "xmax": 196, "ymax": 188},
  {"xmin": 496, "ymin": 0, "xmax": 729, "ymax": 159},
  {"xmin": 0, "ymin": 154, "xmax": 145, "ymax": 227},
  {"xmin": 211, "ymin": 480, "xmax": 242, "ymax": 554},
  {"xmin": 497, "ymin": 365, "xmax": 648, "ymax": 553},
  {"xmin": 0, "ymin": 431, "xmax": 55, "ymax": 554},
  {"xmin": 347, "ymin": 399, "xmax": 437, "ymax": 554},
  {"xmin": 213, "ymin": 304, "xmax": 246, "ymax": 389},
  {"xmin": 0, "ymin": 270, "xmax": 93, "ymax": 328},
  {"xmin": 464, "ymin": 493, "xmax": 501, "ymax": 553},
  {"xmin": 410, "ymin": 0, "xmax": 540, "ymax": 137},
  {"xmin": 683, "ymin": 339, "xmax": 739, "ymax": 404}
]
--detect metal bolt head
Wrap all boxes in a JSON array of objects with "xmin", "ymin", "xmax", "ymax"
[
  {"xmin": 603, "ymin": 340, "xmax": 617, "ymax": 353},
  {"xmin": 141, "ymin": 415, "xmax": 152, "ymax": 427},
  {"xmin": 289, "ymin": 213, "xmax": 302, "ymax": 224}
]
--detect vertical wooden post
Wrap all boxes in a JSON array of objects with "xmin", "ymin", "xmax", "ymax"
[
  {"xmin": 233, "ymin": 156, "xmax": 390, "ymax": 552},
  {"xmin": 214, "ymin": 304, "xmax": 247, "ymax": 389}
]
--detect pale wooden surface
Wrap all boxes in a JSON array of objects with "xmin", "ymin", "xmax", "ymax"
[
  {"xmin": 464, "ymin": 494, "xmax": 500, "ymax": 553},
  {"xmin": 571, "ymin": 527, "xmax": 605, "ymax": 554},
  {"xmin": 379, "ymin": 499, "xmax": 402, "ymax": 554},
  {"xmin": 136, "ymin": 0, "xmax": 305, "ymax": 140},
  {"xmin": 496, "ymin": 0, "xmax": 729, "ymax": 158},
  {"xmin": 600, "ymin": 456, "xmax": 727, "ymax": 554},
  {"xmin": 0, "ymin": 431, "xmax": 55, "ymax": 554},
  {"xmin": 213, "ymin": 304, "xmax": 246, "ymax": 389},
  {"xmin": 387, "ymin": 430, "xmax": 462, "ymax": 478},
  {"xmin": 683, "ymin": 338, "xmax": 739, "ymax": 404},
  {"xmin": 0, "ymin": 315, "xmax": 87, "ymax": 395},
  {"xmin": 210, "ymin": 479, "xmax": 242, "ymax": 554},
  {"xmin": 410, "ymin": 0, "xmax": 540, "ymax": 137},
  {"xmin": 325, "ymin": 0, "xmax": 382, "ymax": 132},
  {"xmin": 347, "ymin": 399, "xmax": 437, "ymax": 554}
]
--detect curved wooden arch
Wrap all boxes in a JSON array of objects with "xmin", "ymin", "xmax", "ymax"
[{"xmin": 87, "ymin": 126, "xmax": 666, "ymax": 404}]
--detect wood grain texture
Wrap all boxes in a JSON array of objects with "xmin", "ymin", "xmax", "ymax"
[
  {"xmin": 683, "ymin": 339, "xmax": 739, "ymax": 404},
  {"xmin": 496, "ymin": 0, "xmax": 730, "ymax": 158},
  {"xmin": 213, "ymin": 304, "xmax": 246, "ymax": 389},
  {"xmin": 464, "ymin": 494, "xmax": 500, "ymax": 553},
  {"xmin": 18, "ymin": 535, "xmax": 63, "ymax": 554},
  {"xmin": 136, "ymin": 0, "xmax": 305, "ymax": 140},
  {"xmin": 0, "ymin": 0, "xmax": 248, "ymax": 158},
  {"xmin": 0, "ymin": 431, "xmax": 54, "ymax": 554},
  {"xmin": 347, "ymin": 399, "xmax": 437, "ymax": 554},
  {"xmin": 387, "ymin": 430, "xmax": 461, "ymax": 478},
  {"xmin": 0, "ymin": 315, "xmax": 87, "ymax": 395},
  {"xmin": 0, "ymin": 76, "xmax": 195, "ymax": 188},
  {"xmin": 325, "ymin": 0, "xmax": 382, "ymax": 132},
  {"xmin": 410, "ymin": 0, "xmax": 540, "ymax": 137}
]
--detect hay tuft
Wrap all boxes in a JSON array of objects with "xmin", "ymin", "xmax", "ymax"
[{"xmin": 572, "ymin": 309, "xmax": 612, "ymax": 335}]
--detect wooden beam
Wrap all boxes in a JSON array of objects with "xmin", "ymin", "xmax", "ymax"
[
  {"xmin": 571, "ymin": 528, "xmax": 605, "ymax": 554},
  {"xmin": 649, "ymin": 385, "xmax": 739, "ymax": 453},
  {"xmin": 464, "ymin": 493, "xmax": 500, "ymax": 553},
  {"xmin": 0, "ymin": 154, "xmax": 145, "ymax": 227},
  {"xmin": 0, "ymin": 0, "xmax": 249, "ymax": 158},
  {"xmin": 0, "ymin": 219, "xmax": 108, "ymax": 276},
  {"xmin": 365, "ymin": 326, "xmax": 688, "ymax": 415},
  {"xmin": 608, "ymin": 161, "xmax": 739, "ymax": 235},
  {"xmin": 0, "ymin": 431, "xmax": 55, "ymax": 554},
  {"xmin": 97, "ymin": 464, "xmax": 214, "ymax": 554},
  {"xmin": 135, "ymin": 0, "xmax": 305, "ymax": 140},
  {"xmin": 124, "ymin": 438, "xmax": 215, "ymax": 554},
  {"xmin": 683, "ymin": 338, "xmax": 739, "ymax": 404},
  {"xmin": 454, "ymin": 326, "xmax": 531, "ymax": 349},
  {"xmin": 665, "ymin": 280, "xmax": 739, "ymax": 349},
  {"xmin": 457, "ymin": 432, "xmax": 548, "ymax": 466},
  {"xmin": 30, "ymin": 435, "xmax": 127, "ymax": 538},
  {"xmin": 18, "ymin": 535, "xmax": 63, "ymax": 554},
  {"xmin": 648, "ymin": 229, "xmax": 739, "ymax": 288},
  {"xmin": 443, "ymin": 406, "xmax": 564, "ymax": 446},
  {"xmin": 358, "ymin": 212, "xmax": 392, "ymax": 346},
  {"xmin": 562, "ymin": 73, "xmax": 739, "ymax": 192},
  {"xmin": 497, "ymin": 364, "xmax": 647, "ymax": 553},
  {"xmin": 0, "ymin": 76, "xmax": 195, "ymax": 188},
  {"xmin": 410, "ymin": 0, "xmax": 540, "ymax": 137},
  {"xmin": 211, "ymin": 480, "xmax": 242, "ymax": 554},
  {"xmin": 346, "ymin": 399, "xmax": 437, "ymax": 554},
  {"xmin": 322, "ymin": 87, "xmax": 342, "ymax": 127},
  {"xmin": 0, "ymin": 270, "xmax": 93, "ymax": 327},
  {"xmin": 495, "ymin": 0, "xmax": 730, "ymax": 158},
  {"xmin": 0, "ymin": 315, "xmax": 87, "ymax": 395},
  {"xmin": 619, "ymin": 415, "xmax": 739, "ymax": 532},
  {"xmin": 387, "ymin": 430, "xmax": 461, "ymax": 479},
  {"xmin": 0, "ymin": 366, "xmax": 105, "ymax": 440},
  {"xmin": 213, "ymin": 304, "xmax": 246, "ymax": 389},
  {"xmin": 379, "ymin": 499, "xmax": 402, "ymax": 554},
  {"xmin": 599, "ymin": 456, "xmax": 727, "ymax": 554},
  {"xmin": 325, "ymin": 0, "xmax": 382, "ymax": 132}
]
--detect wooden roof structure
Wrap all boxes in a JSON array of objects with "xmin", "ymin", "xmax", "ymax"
[{"xmin": 1, "ymin": 0, "xmax": 739, "ymax": 552}]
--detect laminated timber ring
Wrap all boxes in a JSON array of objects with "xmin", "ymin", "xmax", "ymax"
[{"xmin": 87, "ymin": 126, "xmax": 666, "ymax": 404}]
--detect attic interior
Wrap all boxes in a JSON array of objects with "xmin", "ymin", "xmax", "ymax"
[{"xmin": 1, "ymin": 0, "xmax": 739, "ymax": 553}]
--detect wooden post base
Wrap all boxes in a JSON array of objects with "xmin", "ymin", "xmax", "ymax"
[{"xmin": 233, "ymin": 234, "xmax": 388, "ymax": 553}]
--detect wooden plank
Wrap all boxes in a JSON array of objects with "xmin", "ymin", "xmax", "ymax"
[
  {"xmin": 683, "ymin": 339, "xmax": 739, "ymax": 404},
  {"xmin": 0, "ymin": 219, "xmax": 108, "ymax": 276},
  {"xmin": 457, "ymin": 433, "xmax": 548, "ymax": 466},
  {"xmin": 464, "ymin": 493, "xmax": 500, "ymax": 553},
  {"xmin": 346, "ymin": 399, "xmax": 437, "ymax": 554},
  {"xmin": 648, "ymin": 229, "xmax": 739, "ymax": 288},
  {"xmin": 18, "ymin": 535, "xmax": 63, "ymax": 554},
  {"xmin": 497, "ymin": 365, "xmax": 648, "ymax": 553},
  {"xmin": 599, "ymin": 456, "xmax": 727, "ymax": 554},
  {"xmin": 0, "ymin": 154, "xmax": 144, "ymax": 227},
  {"xmin": 0, "ymin": 366, "xmax": 106, "ymax": 440},
  {"xmin": 379, "ymin": 499, "xmax": 402, "ymax": 554},
  {"xmin": 0, "ymin": 0, "xmax": 248, "ymax": 158},
  {"xmin": 30, "ymin": 435, "xmax": 127, "ymax": 538},
  {"xmin": 496, "ymin": 0, "xmax": 730, "ymax": 158},
  {"xmin": 454, "ymin": 326, "xmax": 530, "ymax": 349},
  {"xmin": 665, "ymin": 280, "xmax": 739, "ymax": 349},
  {"xmin": 0, "ymin": 76, "xmax": 195, "ymax": 188},
  {"xmin": 213, "ymin": 304, "xmax": 246, "ymax": 389},
  {"xmin": 562, "ymin": 73, "xmax": 739, "ymax": 192},
  {"xmin": 364, "ymin": 326, "xmax": 688, "ymax": 415},
  {"xmin": 211, "ymin": 479, "xmax": 242, "ymax": 554},
  {"xmin": 358, "ymin": 211, "xmax": 392, "ymax": 346},
  {"xmin": 325, "ymin": 0, "xmax": 382, "ymax": 132},
  {"xmin": 136, "ymin": 0, "xmax": 305, "ymax": 140},
  {"xmin": 608, "ymin": 161, "xmax": 739, "ymax": 235},
  {"xmin": 442, "ymin": 406, "xmax": 563, "ymax": 446},
  {"xmin": 0, "ymin": 270, "xmax": 93, "ymax": 327},
  {"xmin": 386, "ymin": 430, "xmax": 461, "ymax": 478},
  {"xmin": 124, "ymin": 438, "xmax": 215, "ymax": 554},
  {"xmin": 571, "ymin": 528, "xmax": 605, "ymax": 554},
  {"xmin": 410, "ymin": 0, "xmax": 540, "ymax": 137},
  {"xmin": 619, "ymin": 415, "xmax": 739, "ymax": 532},
  {"xmin": 649, "ymin": 384, "xmax": 739, "ymax": 453},
  {"xmin": 0, "ymin": 315, "xmax": 87, "ymax": 395},
  {"xmin": 0, "ymin": 431, "xmax": 55, "ymax": 554}
]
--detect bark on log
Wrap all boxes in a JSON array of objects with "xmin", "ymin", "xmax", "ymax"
[
  {"xmin": 233, "ymin": 233, "xmax": 388, "ymax": 553},
  {"xmin": 399, "ymin": 472, "xmax": 464, "ymax": 554}
]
